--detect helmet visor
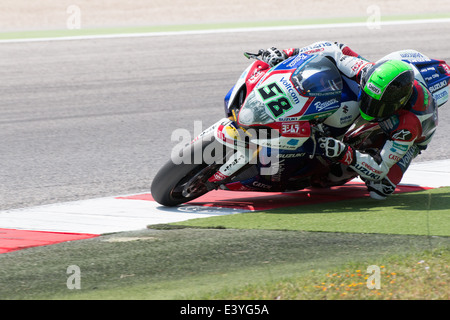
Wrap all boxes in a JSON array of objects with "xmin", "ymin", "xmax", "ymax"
[{"xmin": 360, "ymin": 88, "xmax": 411, "ymax": 121}]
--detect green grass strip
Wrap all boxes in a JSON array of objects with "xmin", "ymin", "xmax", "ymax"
[
  {"xmin": 172, "ymin": 187, "xmax": 450, "ymax": 236},
  {"xmin": 1, "ymin": 227, "xmax": 448, "ymax": 299},
  {"xmin": 0, "ymin": 187, "xmax": 447, "ymax": 300},
  {"xmin": 204, "ymin": 247, "xmax": 449, "ymax": 300},
  {"xmin": 1, "ymin": 13, "xmax": 450, "ymax": 40}
]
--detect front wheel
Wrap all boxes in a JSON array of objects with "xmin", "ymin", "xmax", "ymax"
[
  {"xmin": 150, "ymin": 160, "xmax": 221, "ymax": 206},
  {"xmin": 151, "ymin": 133, "xmax": 228, "ymax": 206}
]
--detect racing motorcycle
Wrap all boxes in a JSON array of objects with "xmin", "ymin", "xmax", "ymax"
[{"xmin": 151, "ymin": 48, "xmax": 450, "ymax": 206}]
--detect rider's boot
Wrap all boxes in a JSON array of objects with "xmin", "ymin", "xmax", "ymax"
[{"xmin": 365, "ymin": 178, "xmax": 396, "ymax": 200}]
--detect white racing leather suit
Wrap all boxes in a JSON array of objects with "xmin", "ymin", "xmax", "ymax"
[{"xmin": 278, "ymin": 41, "xmax": 438, "ymax": 198}]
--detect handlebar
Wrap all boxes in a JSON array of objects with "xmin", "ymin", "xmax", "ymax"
[{"xmin": 244, "ymin": 50, "xmax": 265, "ymax": 60}]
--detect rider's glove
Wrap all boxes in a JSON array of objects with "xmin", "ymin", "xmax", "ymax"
[
  {"xmin": 319, "ymin": 137, "xmax": 356, "ymax": 166},
  {"xmin": 261, "ymin": 47, "xmax": 287, "ymax": 67}
]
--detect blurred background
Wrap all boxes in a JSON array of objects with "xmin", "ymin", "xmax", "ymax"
[{"xmin": 1, "ymin": 0, "xmax": 449, "ymax": 32}]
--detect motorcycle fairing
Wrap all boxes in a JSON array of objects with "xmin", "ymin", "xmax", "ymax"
[
  {"xmin": 237, "ymin": 55, "xmax": 344, "ymax": 129},
  {"xmin": 377, "ymin": 50, "xmax": 450, "ymax": 108},
  {"xmin": 222, "ymin": 144, "xmax": 331, "ymax": 192},
  {"xmin": 213, "ymin": 117, "xmax": 311, "ymax": 151},
  {"xmin": 215, "ymin": 54, "xmax": 373, "ymax": 192},
  {"xmin": 224, "ymin": 60, "xmax": 270, "ymax": 117}
]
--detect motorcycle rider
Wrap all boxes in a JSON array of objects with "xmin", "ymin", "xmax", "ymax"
[{"xmin": 260, "ymin": 42, "xmax": 438, "ymax": 199}]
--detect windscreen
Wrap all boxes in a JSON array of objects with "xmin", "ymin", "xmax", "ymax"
[{"xmin": 291, "ymin": 56, "xmax": 343, "ymax": 96}]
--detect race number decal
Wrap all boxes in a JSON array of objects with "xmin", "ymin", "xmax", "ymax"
[{"xmin": 257, "ymin": 82, "xmax": 293, "ymax": 117}]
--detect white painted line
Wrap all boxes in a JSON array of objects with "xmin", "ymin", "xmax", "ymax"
[
  {"xmin": 400, "ymin": 159, "xmax": 450, "ymax": 188},
  {"xmin": 0, "ymin": 159, "xmax": 448, "ymax": 234},
  {"xmin": 353, "ymin": 159, "xmax": 450, "ymax": 188},
  {"xmin": 1, "ymin": 18, "xmax": 450, "ymax": 44},
  {"xmin": 0, "ymin": 197, "xmax": 245, "ymax": 234}
]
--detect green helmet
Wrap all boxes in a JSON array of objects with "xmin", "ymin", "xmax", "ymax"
[{"xmin": 359, "ymin": 60, "xmax": 415, "ymax": 121}]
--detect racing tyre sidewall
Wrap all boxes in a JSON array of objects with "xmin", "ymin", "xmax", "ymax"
[{"xmin": 150, "ymin": 132, "xmax": 227, "ymax": 206}]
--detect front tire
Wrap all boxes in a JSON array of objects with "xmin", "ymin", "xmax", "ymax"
[
  {"xmin": 151, "ymin": 133, "xmax": 227, "ymax": 206},
  {"xmin": 150, "ymin": 161, "xmax": 209, "ymax": 206}
]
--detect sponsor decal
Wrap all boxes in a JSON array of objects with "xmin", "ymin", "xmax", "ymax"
[
  {"xmin": 420, "ymin": 66, "xmax": 436, "ymax": 73},
  {"xmin": 222, "ymin": 154, "xmax": 245, "ymax": 173},
  {"xmin": 247, "ymin": 69, "xmax": 265, "ymax": 84},
  {"xmin": 277, "ymin": 152, "xmax": 306, "ymax": 158},
  {"xmin": 252, "ymin": 181, "xmax": 272, "ymax": 189},
  {"xmin": 424, "ymin": 73, "xmax": 440, "ymax": 82},
  {"xmin": 392, "ymin": 129, "xmax": 412, "ymax": 141},
  {"xmin": 279, "ymin": 77, "xmax": 300, "ymax": 104},
  {"xmin": 340, "ymin": 114, "xmax": 353, "ymax": 125},
  {"xmin": 361, "ymin": 162, "xmax": 383, "ymax": 175},
  {"xmin": 278, "ymin": 116, "xmax": 302, "ymax": 121},
  {"xmin": 352, "ymin": 163, "xmax": 382, "ymax": 180},
  {"xmin": 298, "ymin": 42, "xmax": 332, "ymax": 53},
  {"xmin": 389, "ymin": 154, "xmax": 401, "ymax": 162},
  {"xmin": 302, "ymin": 47, "xmax": 325, "ymax": 54},
  {"xmin": 313, "ymin": 98, "xmax": 339, "ymax": 112},
  {"xmin": 282, "ymin": 123, "xmax": 299, "ymax": 134},
  {"xmin": 441, "ymin": 63, "xmax": 450, "ymax": 75},
  {"xmin": 434, "ymin": 89, "xmax": 448, "ymax": 100},
  {"xmin": 286, "ymin": 54, "xmax": 308, "ymax": 68},
  {"xmin": 214, "ymin": 124, "xmax": 228, "ymax": 142},
  {"xmin": 208, "ymin": 171, "xmax": 228, "ymax": 183},
  {"xmin": 225, "ymin": 125, "xmax": 240, "ymax": 140},
  {"xmin": 367, "ymin": 82, "xmax": 382, "ymax": 95},
  {"xmin": 397, "ymin": 145, "xmax": 418, "ymax": 169},
  {"xmin": 391, "ymin": 141, "xmax": 409, "ymax": 152},
  {"xmin": 339, "ymin": 148, "xmax": 354, "ymax": 166},
  {"xmin": 429, "ymin": 79, "xmax": 448, "ymax": 93},
  {"xmin": 283, "ymin": 48, "xmax": 296, "ymax": 56},
  {"xmin": 280, "ymin": 122, "xmax": 309, "ymax": 136},
  {"xmin": 342, "ymin": 105, "xmax": 349, "ymax": 114},
  {"xmin": 351, "ymin": 60, "xmax": 364, "ymax": 72},
  {"xmin": 399, "ymin": 52, "xmax": 431, "ymax": 62}
]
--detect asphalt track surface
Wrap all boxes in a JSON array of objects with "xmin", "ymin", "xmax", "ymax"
[{"xmin": 1, "ymin": 21, "xmax": 450, "ymax": 210}]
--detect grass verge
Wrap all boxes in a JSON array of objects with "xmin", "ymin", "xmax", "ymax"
[
  {"xmin": 0, "ymin": 228, "xmax": 448, "ymax": 300},
  {"xmin": 1, "ymin": 13, "xmax": 450, "ymax": 40},
  {"xmin": 172, "ymin": 187, "xmax": 450, "ymax": 236},
  {"xmin": 203, "ymin": 247, "xmax": 449, "ymax": 300},
  {"xmin": 0, "ymin": 187, "xmax": 448, "ymax": 300}
]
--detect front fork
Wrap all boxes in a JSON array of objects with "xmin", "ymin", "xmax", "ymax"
[{"xmin": 196, "ymin": 118, "xmax": 259, "ymax": 190}]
